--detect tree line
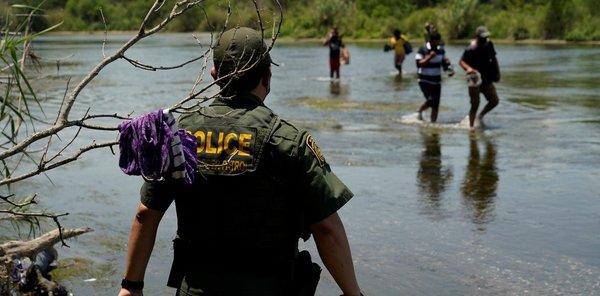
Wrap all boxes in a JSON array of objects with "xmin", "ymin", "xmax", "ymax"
[
  {"xmin": 1, "ymin": 0, "xmax": 598, "ymax": 41},
  {"xmin": 282, "ymin": 0, "xmax": 599, "ymax": 41}
]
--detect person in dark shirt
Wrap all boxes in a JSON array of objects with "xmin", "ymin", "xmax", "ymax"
[
  {"xmin": 459, "ymin": 26, "xmax": 501, "ymax": 128},
  {"xmin": 323, "ymin": 26, "xmax": 345, "ymax": 79}
]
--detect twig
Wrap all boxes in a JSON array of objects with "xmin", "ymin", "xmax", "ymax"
[
  {"xmin": 0, "ymin": 140, "xmax": 118, "ymax": 186},
  {"xmin": 122, "ymin": 54, "xmax": 207, "ymax": 71}
]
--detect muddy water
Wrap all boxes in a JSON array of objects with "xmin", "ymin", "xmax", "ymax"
[{"xmin": 3, "ymin": 34, "xmax": 599, "ymax": 295}]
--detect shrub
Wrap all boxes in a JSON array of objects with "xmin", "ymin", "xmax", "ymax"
[
  {"xmin": 401, "ymin": 7, "xmax": 440, "ymax": 41},
  {"xmin": 565, "ymin": 28, "xmax": 587, "ymax": 42},
  {"xmin": 440, "ymin": 0, "xmax": 478, "ymax": 39}
]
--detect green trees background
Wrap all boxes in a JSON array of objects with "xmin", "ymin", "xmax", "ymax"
[
  {"xmin": 1, "ymin": 0, "xmax": 599, "ymax": 41},
  {"xmin": 280, "ymin": 0, "xmax": 599, "ymax": 41}
]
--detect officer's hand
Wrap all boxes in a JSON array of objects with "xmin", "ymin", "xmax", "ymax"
[{"xmin": 118, "ymin": 288, "xmax": 143, "ymax": 296}]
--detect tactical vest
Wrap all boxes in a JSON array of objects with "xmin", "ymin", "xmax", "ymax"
[
  {"xmin": 182, "ymin": 99, "xmax": 279, "ymax": 176},
  {"xmin": 169, "ymin": 96, "xmax": 302, "ymax": 284}
]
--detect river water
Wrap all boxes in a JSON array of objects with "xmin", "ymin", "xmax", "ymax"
[{"xmin": 3, "ymin": 34, "xmax": 599, "ymax": 295}]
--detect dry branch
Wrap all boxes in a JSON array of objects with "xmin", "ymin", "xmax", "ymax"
[
  {"xmin": 1, "ymin": 0, "xmax": 284, "ymax": 249},
  {"xmin": 0, "ymin": 227, "xmax": 93, "ymax": 263}
]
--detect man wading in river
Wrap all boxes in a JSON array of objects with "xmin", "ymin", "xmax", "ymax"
[
  {"xmin": 117, "ymin": 27, "xmax": 362, "ymax": 296},
  {"xmin": 459, "ymin": 26, "xmax": 501, "ymax": 128},
  {"xmin": 415, "ymin": 31, "xmax": 454, "ymax": 123}
]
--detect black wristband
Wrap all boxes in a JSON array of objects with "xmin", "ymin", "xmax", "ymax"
[{"xmin": 121, "ymin": 279, "xmax": 144, "ymax": 290}]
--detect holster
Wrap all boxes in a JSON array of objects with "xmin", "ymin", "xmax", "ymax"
[
  {"xmin": 291, "ymin": 250, "xmax": 321, "ymax": 296},
  {"xmin": 167, "ymin": 237, "xmax": 188, "ymax": 288}
]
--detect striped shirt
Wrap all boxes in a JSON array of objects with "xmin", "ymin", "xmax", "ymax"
[{"xmin": 415, "ymin": 42, "xmax": 447, "ymax": 84}]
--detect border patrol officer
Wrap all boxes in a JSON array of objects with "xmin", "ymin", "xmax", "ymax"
[{"xmin": 118, "ymin": 27, "xmax": 362, "ymax": 296}]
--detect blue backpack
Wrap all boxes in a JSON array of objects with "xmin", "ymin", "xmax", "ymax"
[{"xmin": 403, "ymin": 41, "xmax": 413, "ymax": 54}]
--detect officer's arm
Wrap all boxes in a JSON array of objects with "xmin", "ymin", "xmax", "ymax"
[
  {"xmin": 118, "ymin": 203, "xmax": 164, "ymax": 296},
  {"xmin": 310, "ymin": 212, "xmax": 361, "ymax": 296}
]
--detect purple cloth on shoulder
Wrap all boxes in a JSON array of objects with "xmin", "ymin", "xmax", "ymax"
[{"xmin": 118, "ymin": 109, "xmax": 196, "ymax": 184}]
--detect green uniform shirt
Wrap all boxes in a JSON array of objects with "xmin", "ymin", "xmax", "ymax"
[
  {"xmin": 139, "ymin": 94, "xmax": 353, "ymax": 293},
  {"xmin": 141, "ymin": 94, "xmax": 353, "ymax": 225}
]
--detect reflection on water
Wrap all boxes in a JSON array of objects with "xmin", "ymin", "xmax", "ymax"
[
  {"xmin": 329, "ymin": 80, "xmax": 341, "ymax": 95},
  {"xmin": 391, "ymin": 73, "xmax": 404, "ymax": 91},
  {"xmin": 461, "ymin": 132, "xmax": 498, "ymax": 228},
  {"xmin": 416, "ymin": 130, "xmax": 453, "ymax": 220},
  {"xmin": 328, "ymin": 80, "xmax": 350, "ymax": 96}
]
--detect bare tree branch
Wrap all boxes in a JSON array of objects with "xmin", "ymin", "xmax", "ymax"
[
  {"xmin": 0, "ymin": 193, "xmax": 36, "ymax": 208},
  {"xmin": 1, "ymin": 0, "xmax": 284, "ymax": 249},
  {"xmin": 122, "ymin": 53, "xmax": 208, "ymax": 71},
  {"xmin": 0, "ymin": 227, "xmax": 93, "ymax": 261},
  {"xmin": 0, "ymin": 140, "xmax": 118, "ymax": 186}
]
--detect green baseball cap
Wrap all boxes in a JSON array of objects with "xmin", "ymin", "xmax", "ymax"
[{"xmin": 213, "ymin": 27, "xmax": 278, "ymax": 70}]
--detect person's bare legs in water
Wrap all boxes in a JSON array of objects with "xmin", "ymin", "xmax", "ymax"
[
  {"xmin": 469, "ymin": 83, "xmax": 499, "ymax": 127},
  {"xmin": 418, "ymin": 101, "xmax": 438, "ymax": 122}
]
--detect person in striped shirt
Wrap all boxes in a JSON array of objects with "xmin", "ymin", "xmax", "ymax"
[{"xmin": 415, "ymin": 32, "xmax": 454, "ymax": 123}]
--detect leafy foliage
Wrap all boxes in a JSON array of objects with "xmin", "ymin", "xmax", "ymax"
[
  {"xmin": 1, "ymin": 1, "xmax": 64, "ymax": 236},
  {"xmin": 3, "ymin": 0, "xmax": 599, "ymax": 40}
]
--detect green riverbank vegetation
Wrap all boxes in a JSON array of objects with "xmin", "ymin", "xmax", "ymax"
[
  {"xmin": 281, "ymin": 0, "xmax": 600, "ymax": 42},
  {"xmin": 2, "ymin": 0, "xmax": 599, "ymax": 41}
]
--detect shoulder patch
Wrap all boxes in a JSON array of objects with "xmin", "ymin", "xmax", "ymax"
[{"xmin": 306, "ymin": 134, "xmax": 326, "ymax": 167}]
